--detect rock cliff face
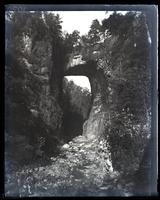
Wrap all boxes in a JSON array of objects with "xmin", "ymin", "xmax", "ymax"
[
  {"xmin": 22, "ymin": 59, "xmax": 63, "ymax": 134},
  {"xmin": 5, "ymin": 56, "xmax": 64, "ymax": 168},
  {"xmin": 83, "ymin": 73, "xmax": 109, "ymax": 140},
  {"xmin": 39, "ymin": 84, "xmax": 63, "ymax": 130}
]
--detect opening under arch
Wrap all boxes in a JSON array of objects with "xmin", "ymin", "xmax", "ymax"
[
  {"xmin": 61, "ymin": 76, "xmax": 92, "ymax": 142},
  {"xmin": 65, "ymin": 76, "xmax": 91, "ymax": 92}
]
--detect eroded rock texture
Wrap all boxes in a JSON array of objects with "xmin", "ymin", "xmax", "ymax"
[{"xmin": 5, "ymin": 11, "xmax": 153, "ymax": 197}]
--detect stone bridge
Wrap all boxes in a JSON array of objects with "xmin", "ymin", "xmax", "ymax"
[{"xmin": 64, "ymin": 54, "xmax": 109, "ymax": 140}]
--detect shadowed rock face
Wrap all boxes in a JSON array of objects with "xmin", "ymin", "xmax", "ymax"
[{"xmin": 64, "ymin": 60, "xmax": 109, "ymax": 140}]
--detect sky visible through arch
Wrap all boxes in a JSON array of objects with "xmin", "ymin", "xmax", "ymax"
[{"xmin": 66, "ymin": 76, "xmax": 91, "ymax": 92}]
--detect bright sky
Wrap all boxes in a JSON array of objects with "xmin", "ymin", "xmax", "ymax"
[
  {"xmin": 66, "ymin": 76, "xmax": 91, "ymax": 92},
  {"xmin": 53, "ymin": 11, "xmax": 110, "ymax": 35}
]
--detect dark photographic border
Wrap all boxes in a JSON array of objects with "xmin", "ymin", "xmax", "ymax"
[{"xmin": 2, "ymin": 3, "xmax": 158, "ymax": 198}]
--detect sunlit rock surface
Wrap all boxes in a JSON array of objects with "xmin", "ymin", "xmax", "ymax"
[{"xmin": 67, "ymin": 54, "xmax": 86, "ymax": 69}]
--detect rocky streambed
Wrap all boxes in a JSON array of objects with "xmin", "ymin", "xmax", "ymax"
[{"xmin": 5, "ymin": 135, "xmax": 134, "ymax": 197}]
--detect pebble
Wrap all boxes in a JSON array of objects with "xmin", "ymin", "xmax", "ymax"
[
  {"xmin": 79, "ymin": 149, "xmax": 85, "ymax": 153},
  {"xmin": 78, "ymin": 143, "xmax": 85, "ymax": 147},
  {"xmin": 62, "ymin": 144, "xmax": 70, "ymax": 149}
]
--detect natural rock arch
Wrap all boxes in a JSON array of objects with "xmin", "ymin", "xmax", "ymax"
[{"xmin": 64, "ymin": 60, "xmax": 110, "ymax": 140}]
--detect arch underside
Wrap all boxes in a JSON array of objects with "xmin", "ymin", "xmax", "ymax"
[{"xmin": 64, "ymin": 61, "xmax": 97, "ymax": 77}]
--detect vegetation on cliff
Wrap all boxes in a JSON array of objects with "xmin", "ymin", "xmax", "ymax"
[{"xmin": 5, "ymin": 11, "xmax": 152, "ymax": 196}]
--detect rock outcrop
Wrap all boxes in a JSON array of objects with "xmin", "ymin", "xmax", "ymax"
[{"xmin": 5, "ymin": 56, "xmax": 64, "ymax": 168}]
